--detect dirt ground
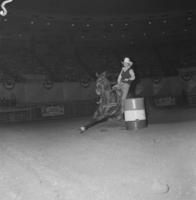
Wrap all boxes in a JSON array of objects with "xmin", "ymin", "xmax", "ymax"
[{"xmin": 0, "ymin": 107, "xmax": 196, "ymax": 200}]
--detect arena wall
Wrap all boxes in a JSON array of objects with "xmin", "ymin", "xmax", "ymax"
[
  {"xmin": 0, "ymin": 76, "xmax": 193, "ymax": 122},
  {"xmin": 0, "ymin": 81, "xmax": 97, "ymax": 104},
  {"xmin": 135, "ymin": 76, "xmax": 183, "ymax": 97},
  {"xmin": 0, "ymin": 76, "xmax": 184, "ymax": 104}
]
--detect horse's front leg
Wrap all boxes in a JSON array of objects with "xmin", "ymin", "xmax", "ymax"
[
  {"xmin": 79, "ymin": 108, "xmax": 108, "ymax": 133},
  {"xmin": 80, "ymin": 119, "xmax": 101, "ymax": 133}
]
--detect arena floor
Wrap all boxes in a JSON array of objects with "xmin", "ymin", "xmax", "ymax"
[{"xmin": 0, "ymin": 106, "xmax": 196, "ymax": 200}]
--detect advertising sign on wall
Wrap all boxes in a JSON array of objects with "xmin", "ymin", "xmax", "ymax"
[
  {"xmin": 41, "ymin": 105, "xmax": 64, "ymax": 117},
  {"xmin": 154, "ymin": 96, "xmax": 176, "ymax": 107}
]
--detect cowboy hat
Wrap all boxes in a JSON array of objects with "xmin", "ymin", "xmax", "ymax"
[{"xmin": 121, "ymin": 57, "xmax": 133, "ymax": 65}]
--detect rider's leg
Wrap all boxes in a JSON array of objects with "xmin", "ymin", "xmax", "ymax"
[{"xmin": 121, "ymin": 83, "xmax": 130, "ymax": 115}]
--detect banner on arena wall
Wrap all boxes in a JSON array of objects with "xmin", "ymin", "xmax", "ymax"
[
  {"xmin": 178, "ymin": 67, "xmax": 196, "ymax": 93},
  {"xmin": 178, "ymin": 67, "xmax": 196, "ymax": 82},
  {"xmin": 186, "ymin": 79, "xmax": 196, "ymax": 93},
  {"xmin": 41, "ymin": 105, "xmax": 64, "ymax": 117},
  {"xmin": 3, "ymin": 79, "xmax": 15, "ymax": 90},
  {"xmin": 179, "ymin": 75, "xmax": 196, "ymax": 93}
]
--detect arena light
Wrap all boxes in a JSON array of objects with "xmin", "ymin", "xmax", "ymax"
[
  {"xmin": 30, "ymin": 20, "xmax": 35, "ymax": 25},
  {"xmin": 18, "ymin": 33, "xmax": 22, "ymax": 38},
  {"xmin": 148, "ymin": 21, "xmax": 152, "ymax": 25},
  {"xmin": 0, "ymin": 0, "xmax": 14, "ymax": 17},
  {"xmin": 46, "ymin": 22, "xmax": 51, "ymax": 26},
  {"xmin": 187, "ymin": 17, "xmax": 192, "ymax": 21},
  {"xmin": 162, "ymin": 19, "xmax": 167, "ymax": 24},
  {"xmin": 130, "ymin": 41, "xmax": 134, "ymax": 45},
  {"xmin": 121, "ymin": 34, "xmax": 125, "ymax": 38},
  {"xmin": 161, "ymin": 14, "xmax": 168, "ymax": 24}
]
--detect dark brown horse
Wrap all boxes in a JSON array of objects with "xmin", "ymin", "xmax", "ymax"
[{"xmin": 80, "ymin": 72, "xmax": 122, "ymax": 133}]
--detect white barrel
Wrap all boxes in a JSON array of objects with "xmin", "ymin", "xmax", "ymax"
[{"xmin": 124, "ymin": 97, "xmax": 147, "ymax": 130}]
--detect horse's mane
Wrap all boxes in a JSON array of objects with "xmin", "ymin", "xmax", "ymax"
[
  {"xmin": 96, "ymin": 72, "xmax": 121, "ymax": 106},
  {"xmin": 96, "ymin": 72, "xmax": 111, "ymax": 92}
]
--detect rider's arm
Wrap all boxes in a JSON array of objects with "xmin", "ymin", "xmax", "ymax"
[
  {"xmin": 117, "ymin": 70, "xmax": 123, "ymax": 84},
  {"xmin": 129, "ymin": 69, "xmax": 135, "ymax": 81}
]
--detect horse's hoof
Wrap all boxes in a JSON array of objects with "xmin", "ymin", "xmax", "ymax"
[{"xmin": 80, "ymin": 126, "xmax": 86, "ymax": 133}]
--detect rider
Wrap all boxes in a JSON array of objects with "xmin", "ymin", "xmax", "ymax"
[{"xmin": 116, "ymin": 57, "xmax": 135, "ymax": 118}]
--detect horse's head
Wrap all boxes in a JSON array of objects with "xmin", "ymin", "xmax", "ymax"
[{"xmin": 95, "ymin": 71, "xmax": 111, "ymax": 96}]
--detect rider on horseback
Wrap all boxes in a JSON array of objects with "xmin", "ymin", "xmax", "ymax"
[
  {"xmin": 79, "ymin": 57, "xmax": 135, "ymax": 133},
  {"xmin": 114, "ymin": 57, "xmax": 135, "ymax": 119}
]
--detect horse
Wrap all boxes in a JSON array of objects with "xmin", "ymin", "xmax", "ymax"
[{"xmin": 80, "ymin": 71, "xmax": 122, "ymax": 133}]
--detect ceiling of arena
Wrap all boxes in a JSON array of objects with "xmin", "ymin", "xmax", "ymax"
[
  {"xmin": 0, "ymin": 0, "xmax": 195, "ymax": 80},
  {"xmin": 0, "ymin": 0, "xmax": 195, "ymax": 44},
  {"xmin": 8, "ymin": 0, "xmax": 196, "ymax": 15}
]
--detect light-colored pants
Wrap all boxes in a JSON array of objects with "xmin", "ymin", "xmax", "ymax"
[{"xmin": 120, "ymin": 83, "xmax": 130, "ymax": 114}]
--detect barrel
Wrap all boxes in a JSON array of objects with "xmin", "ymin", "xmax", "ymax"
[{"xmin": 124, "ymin": 97, "xmax": 147, "ymax": 130}]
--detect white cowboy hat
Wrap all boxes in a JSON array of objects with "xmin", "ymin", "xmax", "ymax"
[{"xmin": 121, "ymin": 57, "xmax": 132, "ymax": 65}]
